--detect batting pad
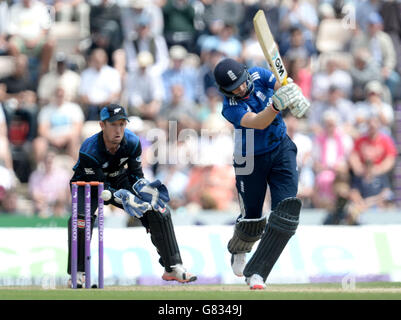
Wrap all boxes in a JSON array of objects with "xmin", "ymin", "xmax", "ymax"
[
  {"xmin": 146, "ymin": 208, "xmax": 183, "ymax": 272},
  {"xmin": 227, "ymin": 216, "xmax": 267, "ymax": 254},
  {"xmin": 243, "ymin": 197, "xmax": 301, "ymax": 281}
]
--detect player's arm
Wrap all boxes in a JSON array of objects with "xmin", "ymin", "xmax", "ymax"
[
  {"xmin": 239, "ymin": 79, "xmax": 300, "ymax": 130},
  {"xmin": 240, "ymin": 104, "xmax": 280, "ymax": 130}
]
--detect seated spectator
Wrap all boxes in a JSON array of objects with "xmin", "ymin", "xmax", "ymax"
[
  {"xmin": 28, "ymin": 150, "xmax": 71, "ymax": 217},
  {"xmin": 282, "ymin": 26, "xmax": 316, "ymax": 62},
  {"xmin": 37, "ymin": 52, "xmax": 81, "ymax": 106},
  {"xmin": 33, "ymin": 86, "xmax": 84, "ymax": 163},
  {"xmin": 312, "ymin": 111, "xmax": 353, "ymax": 209},
  {"xmin": 287, "ymin": 56, "xmax": 312, "ymax": 99},
  {"xmin": 123, "ymin": 12, "xmax": 169, "ymax": 75},
  {"xmin": 159, "ymin": 83, "xmax": 200, "ymax": 131},
  {"xmin": 355, "ymin": 81, "xmax": 394, "ymax": 136},
  {"xmin": 0, "ymin": 54, "xmax": 36, "ymax": 96},
  {"xmin": 155, "ymin": 164, "xmax": 190, "ymax": 210},
  {"xmin": 123, "ymin": 51, "xmax": 164, "ymax": 120},
  {"xmin": 121, "ymin": 0, "xmax": 164, "ymax": 41},
  {"xmin": 351, "ymin": 12, "xmax": 400, "ymax": 100},
  {"xmin": 349, "ymin": 115, "xmax": 397, "ymax": 181},
  {"xmin": 78, "ymin": 48, "xmax": 121, "ymax": 120},
  {"xmin": 162, "ymin": 45, "xmax": 202, "ymax": 104},
  {"xmin": 0, "ymin": 88, "xmax": 13, "ymax": 171},
  {"xmin": 349, "ymin": 48, "xmax": 382, "ymax": 102},
  {"xmin": 185, "ymin": 163, "xmax": 236, "ymax": 211},
  {"xmin": 279, "ymin": 0, "xmax": 318, "ymax": 43},
  {"xmin": 52, "ymin": 0, "xmax": 90, "ymax": 38},
  {"xmin": 87, "ymin": 0, "xmax": 123, "ymax": 66},
  {"xmin": 0, "ymin": 162, "xmax": 18, "ymax": 213},
  {"xmin": 311, "ymin": 57, "xmax": 353, "ymax": 102},
  {"xmin": 7, "ymin": 0, "xmax": 55, "ymax": 81},
  {"xmin": 198, "ymin": 22, "xmax": 242, "ymax": 60},
  {"xmin": 347, "ymin": 164, "xmax": 393, "ymax": 224},
  {"xmin": 309, "ymin": 85, "xmax": 355, "ymax": 135},
  {"xmin": 162, "ymin": 0, "xmax": 197, "ymax": 51}
]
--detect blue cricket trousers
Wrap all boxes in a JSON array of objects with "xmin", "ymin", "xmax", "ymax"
[{"xmin": 234, "ymin": 135, "xmax": 298, "ymax": 219}]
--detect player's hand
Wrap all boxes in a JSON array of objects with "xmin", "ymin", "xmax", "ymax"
[
  {"xmin": 289, "ymin": 94, "xmax": 310, "ymax": 118},
  {"xmin": 132, "ymin": 178, "xmax": 170, "ymax": 212},
  {"xmin": 113, "ymin": 189, "xmax": 152, "ymax": 218},
  {"xmin": 271, "ymin": 78, "xmax": 301, "ymax": 112}
]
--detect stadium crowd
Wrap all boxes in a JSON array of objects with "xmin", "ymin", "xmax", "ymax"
[{"xmin": 0, "ymin": 0, "xmax": 400, "ymax": 225}]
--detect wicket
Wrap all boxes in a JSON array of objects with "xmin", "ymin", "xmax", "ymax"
[{"xmin": 71, "ymin": 181, "xmax": 104, "ymax": 289}]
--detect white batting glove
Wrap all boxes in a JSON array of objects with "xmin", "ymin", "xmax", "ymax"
[
  {"xmin": 289, "ymin": 95, "xmax": 310, "ymax": 118},
  {"xmin": 271, "ymin": 78, "xmax": 301, "ymax": 112}
]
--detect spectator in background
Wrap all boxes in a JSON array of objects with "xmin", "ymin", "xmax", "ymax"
[
  {"xmin": 123, "ymin": 12, "xmax": 169, "ymax": 75},
  {"xmin": 309, "ymin": 85, "xmax": 354, "ymax": 135},
  {"xmin": 155, "ymin": 164, "xmax": 189, "ymax": 210},
  {"xmin": 88, "ymin": 0, "xmax": 123, "ymax": 66},
  {"xmin": 211, "ymin": 23, "xmax": 242, "ymax": 60},
  {"xmin": 279, "ymin": 0, "xmax": 318, "ymax": 43},
  {"xmin": 52, "ymin": 0, "xmax": 90, "ymax": 38},
  {"xmin": 351, "ymin": 12, "xmax": 400, "ymax": 100},
  {"xmin": 159, "ymin": 83, "xmax": 200, "ymax": 131},
  {"xmin": 162, "ymin": 45, "xmax": 202, "ymax": 104},
  {"xmin": 28, "ymin": 150, "xmax": 71, "ymax": 217},
  {"xmin": 311, "ymin": 57, "xmax": 353, "ymax": 102},
  {"xmin": 185, "ymin": 162, "xmax": 236, "ymax": 211},
  {"xmin": 198, "ymin": 21, "xmax": 242, "ymax": 60},
  {"xmin": 355, "ymin": 80, "xmax": 394, "ymax": 136},
  {"xmin": 0, "ymin": 98, "xmax": 13, "ymax": 171},
  {"xmin": 349, "ymin": 114, "xmax": 397, "ymax": 183},
  {"xmin": 7, "ymin": 0, "xmax": 55, "ymax": 81},
  {"xmin": 0, "ymin": 0, "xmax": 18, "ymax": 57},
  {"xmin": 121, "ymin": 0, "xmax": 164, "ymax": 41},
  {"xmin": 162, "ymin": 0, "xmax": 197, "ymax": 51},
  {"xmin": 123, "ymin": 51, "xmax": 164, "ymax": 120},
  {"xmin": 0, "ymin": 54, "xmax": 36, "ymax": 96},
  {"xmin": 37, "ymin": 52, "xmax": 81, "ymax": 106},
  {"xmin": 33, "ymin": 86, "xmax": 84, "ymax": 163},
  {"xmin": 347, "ymin": 162, "xmax": 393, "ymax": 224},
  {"xmin": 349, "ymin": 47, "xmax": 383, "ymax": 102},
  {"xmin": 281, "ymin": 26, "xmax": 316, "ymax": 61},
  {"xmin": 287, "ymin": 56, "xmax": 312, "ymax": 99},
  {"xmin": 78, "ymin": 48, "xmax": 121, "ymax": 120},
  {"xmin": 312, "ymin": 110, "xmax": 353, "ymax": 209}
]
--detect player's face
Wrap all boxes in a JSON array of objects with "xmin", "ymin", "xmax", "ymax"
[
  {"xmin": 101, "ymin": 119, "xmax": 127, "ymax": 145},
  {"xmin": 232, "ymin": 81, "xmax": 248, "ymax": 97}
]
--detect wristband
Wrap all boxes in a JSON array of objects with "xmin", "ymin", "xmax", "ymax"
[{"xmin": 271, "ymin": 103, "xmax": 280, "ymax": 114}]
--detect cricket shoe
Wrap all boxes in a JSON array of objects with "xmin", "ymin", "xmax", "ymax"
[
  {"xmin": 162, "ymin": 264, "xmax": 197, "ymax": 283},
  {"xmin": 67, "ymin": 272, "xmax": 85, "ymax": 288},
  {"xmin": 231, "ymin": 253, "xmax": 246, "ymax": 277},
  {"xmin": 246, "ymin": 274, "xmax": 266, "ymax": 290}
]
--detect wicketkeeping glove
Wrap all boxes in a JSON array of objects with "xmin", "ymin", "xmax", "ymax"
[
  {"xmin": 132, "ymin": 178, "xmax": 170, "ymax": 212},
  {"xmin": 113, "ymin": 189, "xmax": 152, "ymax": 218}
]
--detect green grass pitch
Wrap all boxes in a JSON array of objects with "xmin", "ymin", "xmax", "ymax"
[{"xmin": 1, "ymin": 282, "xmax": 401, "ymax": 300}]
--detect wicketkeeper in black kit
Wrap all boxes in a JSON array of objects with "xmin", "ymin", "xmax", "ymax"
[{"xmin": 67, "ymin": 104, "xmax": 197, "ymax": 287}]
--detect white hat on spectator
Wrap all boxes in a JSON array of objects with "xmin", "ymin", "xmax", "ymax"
[
  {"xmin": 169, "ymin": 45, "xmax": 187, "ymax": 60},
  {"xmin": 137, "ymin": 51, "xmax": 154, "ymax": 68},
  {"xmin": 365, "ymin": 80, "xmax": 382, "ymax": 95},
  {"xmin": 130, "ymin": 0, "xmax": 149, "ymax": 9}
]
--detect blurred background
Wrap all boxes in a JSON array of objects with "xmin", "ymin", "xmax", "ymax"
[{"xmin": 0, "ymin": 0, "xmax": 401, "ymax": 286}]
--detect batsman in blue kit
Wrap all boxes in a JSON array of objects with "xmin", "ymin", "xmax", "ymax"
[
  {"xmin": 67, "ymin": 104, "xmax": 196, "ymax": 287},
  {"xmin": 213, "ymin": 58, "xmax": 310, "ymax": 289}
]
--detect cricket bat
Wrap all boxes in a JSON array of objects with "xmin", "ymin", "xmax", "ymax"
[{"xmin": 253, "ymin": 10, "xmax": 288, "ymax": 85}]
